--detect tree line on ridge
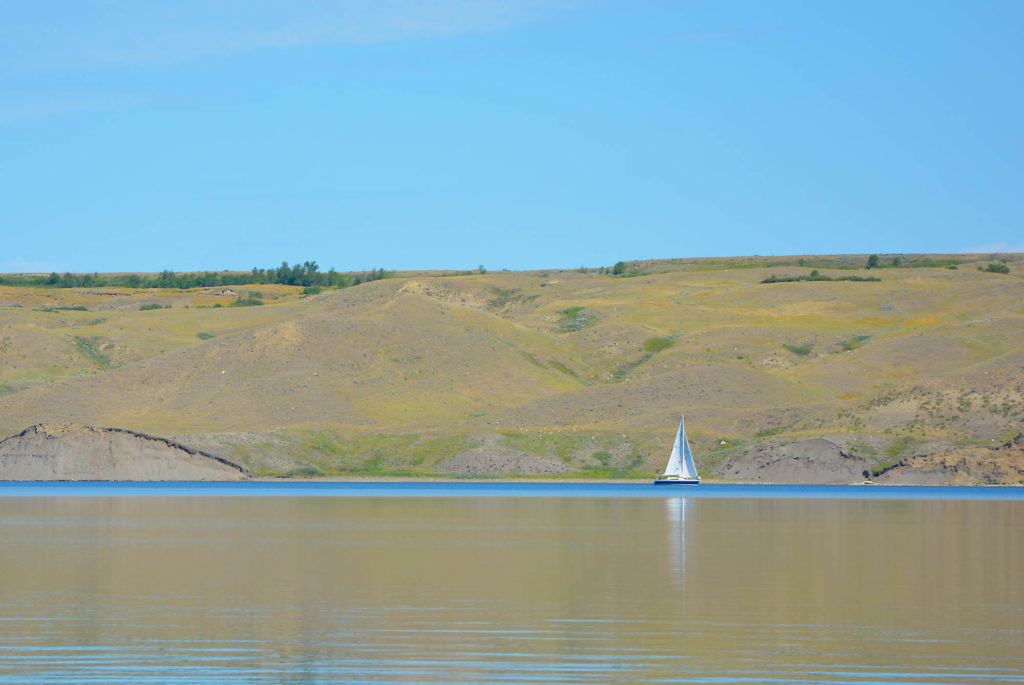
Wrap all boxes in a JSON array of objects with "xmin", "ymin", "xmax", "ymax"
[{"xmin": 0, "ymin": 261, "xmax": 391, "ymax": 290}]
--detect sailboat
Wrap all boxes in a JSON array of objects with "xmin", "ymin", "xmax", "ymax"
[{"xmin": 654, "ymin": 415, "xmax": 701, "ymax": 485}]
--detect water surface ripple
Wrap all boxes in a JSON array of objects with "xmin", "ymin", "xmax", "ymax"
[{"xmin": 0, "ymin": 485, "xmax": 1021, "ymax": 682}]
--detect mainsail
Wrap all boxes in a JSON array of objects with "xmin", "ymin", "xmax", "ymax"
[{"xmin": 662, "ymin": 415, "xmax": 699, "ymax": 480}]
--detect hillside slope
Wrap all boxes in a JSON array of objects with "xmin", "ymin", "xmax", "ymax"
[
  {"xmin": 0, "ymin": 423, "xmax": 246, "ymax": 480},
  {"xmin": 1, "ymin": 254, "xmax": 1021, "ymax": 482}
]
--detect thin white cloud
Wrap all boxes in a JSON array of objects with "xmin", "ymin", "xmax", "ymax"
[
  {"xmin": 959, "ymin": 242, "xmax": 1024, "ymax": 254},
  {"xmin": 0, "ymin": 0, "xmax": 576, "ymax": 73},
  {"xmin": 0, "ymin": 94, "xmax": 145, "ymax": 125},
  {"xmin": 0, "ymin": 258, "xmax": 61, "ymax": 274}
]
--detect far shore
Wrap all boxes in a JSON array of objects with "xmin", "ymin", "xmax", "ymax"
[
  {"xmin": 3, "ymin": 475, "xmax": 1021, "ymax": 486},
  {"xmin": 247, "ymin": 476, "xmax": 1017, "ymax": 486}
]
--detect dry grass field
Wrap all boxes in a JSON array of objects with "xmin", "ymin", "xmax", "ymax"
[{"xmin": 1, "ymin": 254, "xmax": 1022, "ymax": 482}]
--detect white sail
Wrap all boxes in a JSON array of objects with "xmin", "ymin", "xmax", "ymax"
[
  {"xmin": 680, "ymin": 428, "xmax": 698, "ymax": 480},
  {"xmin": 661, "ymin": 415, "xmax": 699, "ymax": 480},
  {"xmin": 662, "ymin": 417, "xmax": 684, "ymax": 477}
]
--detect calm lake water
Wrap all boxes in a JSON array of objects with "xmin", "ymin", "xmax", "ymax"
[{"xmin": 0, "ymin": 483, "xmax": 1021, "ymax": 683}]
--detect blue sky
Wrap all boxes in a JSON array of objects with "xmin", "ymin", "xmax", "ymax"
[{"xmin": 2, "ymin": 0, "xmax": 1022, "ymax": 273}]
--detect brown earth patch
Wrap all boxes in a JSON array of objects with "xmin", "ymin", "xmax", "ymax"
[
  {"xmin": 875, "ymin": 433, "xmax": 1024, "ymax": 485},
  {"xmin": 397, "ymin": 280, "xmax": 490, "ymax": 310},
  {"xmin": 722, "ymin": 437, "xmax": 872, "ymax": 484},
  {"xmin": 0, "ymin": 423, "xmax": 248, "ymax": 480}
]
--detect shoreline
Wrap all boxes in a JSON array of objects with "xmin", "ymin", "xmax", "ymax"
[
  {"xmin": 250, "ymin": 477, "xmax": 1022, "ymax": 486},
  {"xmin": 1, "ymin": 477, "xmax": 1018, "ymax": 486}
]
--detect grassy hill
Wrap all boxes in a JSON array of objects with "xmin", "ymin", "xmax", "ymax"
[{"xmin": 1, "ymin": 254, "xmax": 1022, "ymax": 482}]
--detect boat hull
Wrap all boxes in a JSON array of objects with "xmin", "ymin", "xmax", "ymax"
[{"xmin": 653, "ymin": 478, "xmax": 700, "ymax": 485}]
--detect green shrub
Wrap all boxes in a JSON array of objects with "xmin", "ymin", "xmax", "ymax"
[
  {"xmin": 642, "ymin": 336, "xmax": 675, "ymax": 353},
  {"xmin": 302, "ymin": 285, "xmax": 322, "ymax": 295},
  {"xmin": 557, "ymin": 306, "xmax": 592, "ymax": 332},
  {"xmin": 548, "ymin": 360, "xmax": 582, "ymax": 382},
  {"xmin": 230, "ymin": 295, "xmax": 264, "ymax": 307},
  {"xmin": 841, "ymin": 334, "xmax": 872, "ymax": 352},
  {"xmin": 139, "ymin": 303, "xmax": 167, "ymax": 311},
  {"xmin": 73, "ymin": 336, "xmax": 115, "ymax": 368},
  {"xmin": 783, "ymin": 342, "xmax": 813, "ymax": 356},
  {"xmin": 284, "ymin": 464, "xmax": 324, "ymax": 477},
  {"xmin": 985, "ymin": 263, "xmax": 1010, "ymax": 274},
  {"xmin": 196, "ymin": 332, "xmax": 215, "ymax": 340},
  {"xmin": 762, "ymin": 273, "xmax": 880, "ymax": 283},
  {"xmin": 487, "ymin": 287, "xmax": 522, "ymax": 309},
  {"xmin": 40, "ymin": 305, "xmax": 88, "ymax": 312}
]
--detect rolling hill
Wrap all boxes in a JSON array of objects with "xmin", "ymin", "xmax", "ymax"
[{"xmin": 1, "ymin": 254, "xmax": 1022, "ymax": 483}]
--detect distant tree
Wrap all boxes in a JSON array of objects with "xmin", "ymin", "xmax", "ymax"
[
  {"xmin": 985, "ymin": 262, "xmax": 1010, "ymax": 274},
  {"xmin": 867, "ymin": 254, "xmax": 879, "ymax": 269},
  {"xmin": 29, "ymin": 258, "xmax": 386, "ymax": 293},
  {"xmin": 612, "ymin": 261, "xmax": 626, "ymax": 275},
  {"xmin": 478, "ymin": 265, "xmax": 486, "ymax": 274},
  {"xmin": 891, "ymin": 256, "xmax": 901, "ymax": 267}
]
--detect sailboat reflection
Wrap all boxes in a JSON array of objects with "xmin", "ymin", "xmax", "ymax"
[{"xmin": 665, "ymin": 496, "xmax": 690, "ymax": 588}]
